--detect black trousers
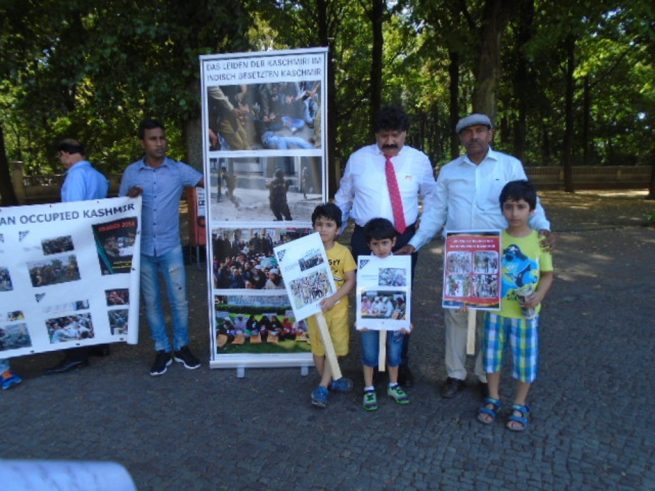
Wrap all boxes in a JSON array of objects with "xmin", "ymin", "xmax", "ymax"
[{"xmin": 350, "ymin": 223, "xmax": 418, "ymax": 366}]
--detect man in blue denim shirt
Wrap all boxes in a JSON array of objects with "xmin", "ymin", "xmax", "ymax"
[
  {"xmin": 119, "ymin": 119, "xmax": 204, "ymax": 376},
  {"xmin": 43, "ymin": 139, "xmax": 110, "ymax": 376}
]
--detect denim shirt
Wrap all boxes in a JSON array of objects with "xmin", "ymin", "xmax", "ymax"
[
  {"xmin": 61, "ymin": 160, "xmax": 109, "ymax": 202},
  {"xmin": 119, "ymin": 157, "xmax": 202, "ymax": 257}
]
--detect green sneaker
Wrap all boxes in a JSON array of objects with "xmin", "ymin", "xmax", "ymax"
[
  {"xmin": 363, "ymin": 390, "xmax": 378, "ymax": 411},
  {"xmin": 387, "ymin": 384, "xmax": 410, "ymax": 405}
]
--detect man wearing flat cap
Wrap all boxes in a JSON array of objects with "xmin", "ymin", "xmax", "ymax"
[{"xmin": 399, "ymin": 112, "xmax": 552, "ymax": 399}]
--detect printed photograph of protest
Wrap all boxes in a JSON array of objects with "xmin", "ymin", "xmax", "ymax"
[
  {"xmin": 28, "ymin": 255, "xmax": 81, "ymax": 287},
  {"xmin": 288, "ymin": 270, "xmax": 332, "ymax": 310},
  {"xmin": 360, "ymin": 291, "xmax": 407, "ymax": 320},
  {"xmin": 214, "ymin": 301, "xmax": 309, "ymax": 354},
  {"xmin": 108, "ymin": 309, "xmax": 129, "ymax": 336},
  {"xmin": 41, "ymin": 235, "xmax": 74, "ymax": 255},
  {"xmin": 298, "ymin": 248, "xmax": 324, "ymax": 272},
  {"xmin": 445, "ymin": 274, "xmax": 470, "ymax": 298},
  {"xmin": 0, "ymin": 323, "xmax": 32, "ymax": 352},
  {"xmin": 474, "ymin": 274, "xmax": 499, "ymax": 299},
  {"xmin": 106, "ymin": 288, "xmax": 129, "ymax": 306},
  {"xmin": 444, "ymin": 272, "xmax": 500, "ymax": 308},
  {"xmin": 46, "ymin": 313, "xmax": 94, "ymax": 344},
  {"xmin": 209, "ymin": 156, "xmax": 322, "ymax": 222},
  {"xmin": 92, "ymin": 217, "xmax": 138, "ymax": 275},
  {"xmin": 379, "ymin": 267, "xmax": 407, "ymax": 287},
  {"xmin": 0, "ymin": 267, "xmax": 13, "ymax": 291},
  {"xmin": 206, "ymin": 81, "xmax": 321, "ymax": 152},
  {"xmin": 42, "ymin": 299, "xmax": 89, "ymax": 315},
  {"xmin": 215, "ymin": 294, "xmax": 290, "ymax": 308},
  {"xmin": 212, "ymin": 226, "xmax": 311, "ymax": 290},
  {"xmin": 446, "ymin": 251, "xmax": 472, "ymax": 274},
  {"xmin": 474, "ymin": 251, "xmax": 499, "ymax": 274}
]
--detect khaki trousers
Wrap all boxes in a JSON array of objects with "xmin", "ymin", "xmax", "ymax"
[{"xmin": 444, "ymin": 309, "xmax": 487, "ymax": 383}]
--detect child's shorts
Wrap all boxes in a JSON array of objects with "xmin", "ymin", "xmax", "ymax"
[
  {"xmin": 483, "ymin": 313, "xmax": 539, "ymax": 383},
  {"xmin": 307, "ymin": 307, "xmax": 349, "ymax": 357},
  {"xmin": 360, "ymin": 330, "xmax": 404, "ymax": 368}
]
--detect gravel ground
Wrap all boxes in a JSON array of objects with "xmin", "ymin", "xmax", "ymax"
[{"xmin": 1, "ymin": 189, "xmax": 654, "ymax": 490}]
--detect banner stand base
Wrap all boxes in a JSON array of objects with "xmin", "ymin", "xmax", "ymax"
[{"xmin": 210, "ymin": 353, "xmax": 314, "ymax": 379}]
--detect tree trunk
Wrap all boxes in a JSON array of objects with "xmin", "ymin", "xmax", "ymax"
[
  {"xmin": 472, "ymin": 0, "xmax": 515, "ymax": 119},
  {"xmin": 648, "ymin": 155, "xmax": 655, "ymax": 200},
  {"xmin": 562, "ymin": 34, "xmax": 576, "ymax": 193},
  {"xmin": 540, "ymin": 120, "xmax": 551, "ymax": 165},
  {"xmin": 0, "ymin": 124, "xmax": 19, "ymax": 206},
  {"xmin": 183, "ymin": 117, "xmax": 203, "ymax": 171},
  {"xmin": 316, "ymin": 0, "xmax": 338, "ymax": 197},
  {"xmin": 582, "ymin": 76, "xmax": 591, "ymax": 165},
  {"xmin": 448, "ymin": 50, "xmax": 460, "ymax": 159},
  {"xmin": 369, "ymin": 0, "xmax": 384, "ymax": 134},
  {"xmin": 513, "ymin": 0, "xmax": 534, "ymax": 164}
]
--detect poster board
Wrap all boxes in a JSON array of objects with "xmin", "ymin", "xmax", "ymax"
[
  {"xmin": 273, "ymin": 232, "xmax": 336, "ymax": 322},
  {"xmin": 442, "ymin": 230, "xmax": 501, "ymax": 355},
  {"xmin": 200, "ymin": 47, "xmax": 328, "ymax": 369},
  {"xmin": 0, "ymin": 197, "xmax": 142, "ymax": 359},
  {"xmin": 274, "ymin": 232, "xmax": 342, "ymax": 379},
  {"xmin": 355, "ymin": 255, "xmax": 411, "ymax": 331},
  {"xmin": 442, "ymin": 230, "xmax": 501, "ymax": 310}
]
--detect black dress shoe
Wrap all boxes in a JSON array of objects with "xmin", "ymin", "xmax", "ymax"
[
  {"xmin": 440, "ymin": 377, "xmax": 465, "ymax": 399},
  {"xmin": 398, "ymin": 365, "xmax": 414, "ymax": 388},
  {"xmin": 44, "ymin": 358, "xmax": 89, "ymax": 375}
]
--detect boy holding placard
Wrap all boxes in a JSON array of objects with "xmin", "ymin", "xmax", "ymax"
[
  {"xmin": 477, "ymin": 180, "xmax": 554, "ymax": 431},
  {"xmin": 359, "ymin": 218, "xmax": 411, "ymax": 411},
  {"xmin": 307, "ymin": 203, "xmax": 357, "ymax": 408}
]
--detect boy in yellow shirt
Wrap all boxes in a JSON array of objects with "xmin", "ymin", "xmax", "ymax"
[{"xmin": 307, "ymin": 203, "xmax": 357, "ymax": 408}]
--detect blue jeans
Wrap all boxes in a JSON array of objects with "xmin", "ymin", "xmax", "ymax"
[
  {"xmin": 141, "ymin": 246, "xmax": 189, "ymax": 352},
  {"xmin": 351, "ymin": 224, "xmax": 418, "ymax": 366},
  {"xmin": 361, "ymin": 330, "xmax": 404, "ymax": 368}
]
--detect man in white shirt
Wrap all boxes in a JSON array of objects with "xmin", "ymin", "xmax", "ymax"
[
  {"xmin": 399, "ymin": 113, "xmax": 552, "ymax": 399},
  {"xmin": 334, "ymin": 105, "xmax": 437, "ymax": 387}
]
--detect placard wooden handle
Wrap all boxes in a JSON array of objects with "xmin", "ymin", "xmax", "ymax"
[
  {"xmin": 315, "ymin": 312, "xmax": 342, "ymax": 380},
  {"xmin": 378, "ymin": 331, "xmax": 387, "ymax": 372},
  {"xmin": 466, "ymin": 309, "xmax": 476, "ymax": 356}
]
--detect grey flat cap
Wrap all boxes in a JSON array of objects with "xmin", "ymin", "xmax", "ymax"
[{"xmin": 455, "ymin": 113, "xmax": 492, "ymax": 133}]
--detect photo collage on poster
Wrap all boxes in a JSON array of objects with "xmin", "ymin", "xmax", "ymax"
[
  {"xmin": 356, "ymin": 255, "xmax": 412, "ymax": 332},
  {"xmin": 0, "ymin": 198, "xmax": 142, "ymax": 358},
  {"xmin": 202, "ymin": 49, "xmax": 328, "ymax": 360},
  {"xmin": 442, "ymin": 231, "xmax": 502, "ymax": 310}
]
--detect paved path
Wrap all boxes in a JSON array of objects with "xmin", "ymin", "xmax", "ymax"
[{"xmin": 1, "ymin": 191, "xmax": 654, "ymax": 490}]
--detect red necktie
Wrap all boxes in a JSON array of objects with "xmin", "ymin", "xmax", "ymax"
[{"xmin": 384, "ymin": 154, "xmax": 407, "ymax": 234}]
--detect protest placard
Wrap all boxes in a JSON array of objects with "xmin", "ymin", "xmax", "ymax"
[
  {"xmin": 442, "ymin": 230, "xmax": 501, "ymax": 354},
  {"xmin": 356, "ymin": 255, "xmax": 411, "ymax": 369},
  {"xmin": 274, "ymin": 232, "xmax": 341, "ymax": 377}
]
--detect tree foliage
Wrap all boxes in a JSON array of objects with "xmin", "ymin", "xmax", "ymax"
[
  {"xmin": 1, "ymin": 0, "xmax": 251, "ymax": 176},
  {"xmin": 1, "ymin": 0, "xmax": 653, "ymax": 198}
]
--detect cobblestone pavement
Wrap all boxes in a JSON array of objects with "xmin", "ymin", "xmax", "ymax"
[{"xmin": 1, "ymin": 191, "xmax": 654, "ymax": 490}]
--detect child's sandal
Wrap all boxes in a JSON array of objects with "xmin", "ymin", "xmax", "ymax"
[
  {"xmin": 477, "ymin": 397, "xmax": 502, "ymax": 425},
  {"xmin": 506, "ymin": 403, "xmax": 530, "ymax": 431}
]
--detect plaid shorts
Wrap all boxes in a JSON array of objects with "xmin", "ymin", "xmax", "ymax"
[{"xmin": 483, "ymin": 313, "xmax": 539, "ymax": 383}]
